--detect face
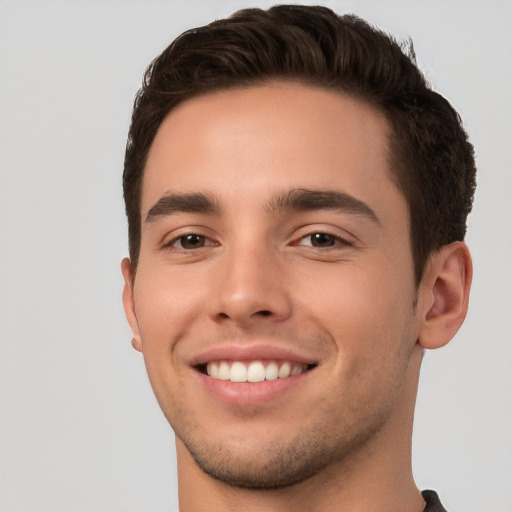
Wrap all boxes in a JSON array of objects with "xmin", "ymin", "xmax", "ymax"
[{"xmin": 122, "ymin": 83, "xmax": 422, "ymax": 488}]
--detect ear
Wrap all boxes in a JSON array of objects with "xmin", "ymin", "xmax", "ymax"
[
  {"xmin": 121, "ymin": 258, "xmax": 142, "ymax": 352},
  {"xmin": 417, "ymin": 242, "xmax": 472, "ymax": 350}
]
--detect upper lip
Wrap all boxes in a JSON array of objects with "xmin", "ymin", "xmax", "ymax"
[{"xmin": 190, "ymin": 343, "xmax": 318, "ymax": 367}]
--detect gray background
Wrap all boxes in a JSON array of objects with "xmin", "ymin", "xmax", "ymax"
[{"xmin": 1, "ymin": 0, "xmax": 511, "ymax": 511}]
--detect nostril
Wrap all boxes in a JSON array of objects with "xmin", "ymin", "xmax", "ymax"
[{"xmin": 258, "ymin": 310, "xmax": 272, "ymax": 317}]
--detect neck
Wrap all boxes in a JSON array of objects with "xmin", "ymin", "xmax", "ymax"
[{"xmin": 177, "ymin": 346, "xmax": 425, "ymax": 512}]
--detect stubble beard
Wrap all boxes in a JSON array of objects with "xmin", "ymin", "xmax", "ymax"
[
  {"xmin": 169, "ymin": 354, "xmax": 413, "ymax": 490},
  {"xmin": 172, "ymin": 405, "xmax": 393, "ymax": 490},
  {"xmin": 161, "ymin": 316, "xmax": 418, "ymax": 490}
]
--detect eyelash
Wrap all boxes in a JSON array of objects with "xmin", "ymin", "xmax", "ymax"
[
  {"xmin": 293, "ymin": 232, "xmax": 352, "ymax": 249},
  {"xmin": 163, "ymin": 232, "xmax": 217, "ymax": 252}
]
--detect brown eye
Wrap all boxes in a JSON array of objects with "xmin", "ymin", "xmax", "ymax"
[
  {"xmin": 298, "ymin": 233, "xmax": 339, "ymax": 248},
  {"xmin": 309, "ymin": 233, "xmax": 336, "ymax": 247},
  {"xmin": 174, "ymin": 234, "xmax": 207, "ymax": 249},
  {"xmin": 294, "ymin": 232, "xmax": 352, "ymax": 250}
]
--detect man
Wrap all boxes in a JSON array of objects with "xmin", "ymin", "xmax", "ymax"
[{"xmin": 121, "ymin": 5, "xmax": 475, "ymax": 512}]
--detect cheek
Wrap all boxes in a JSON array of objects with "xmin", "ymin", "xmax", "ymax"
[
  {"xmin": 296, "ymin": 262, "xmax": 417, "ymax": 382},
  {"xmin": 132, "ymin": 271, "xmax": 196, "ymax": 410},
  {"xmin": 311, "ymin": 270, "xmax": 416, "ymax": 419},
  {"xmin": 133, "ymin": 268, "xmax": 203, "ymax": 351},
  {"xmin": 298, "ymin": 262, "xmax": 413, "ymax": 329}
]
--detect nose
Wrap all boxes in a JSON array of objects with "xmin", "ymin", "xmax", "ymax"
[{"xmin": 207, "ymin": 244, "xmax": 292, "ymax": 326}]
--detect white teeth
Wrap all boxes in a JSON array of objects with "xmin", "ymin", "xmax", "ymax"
[
  {"xmin": 265, "ymin": 362, "xmax": 279, "ymax": 381},
  {"xmin": 290, "ymin": 364, "xmax": 303, "ymax": 376},
  {"xmin": 278, "ymin": 362, "xmax": 291, "ymax": 379},
  {"xmin": 218, "ymin": 361, "xmax": 230, "ymax": 380},
  {"xmin": 205, "ymin": 360, "xmax": 309, "ymax": 383},
  {"xmin": 247, "ymin": 361, "xmax": 266, "ymax": 382},
  {"xmin": 208, "ymin": 362, "xmax": 219, "ymax": 379},
  {"xmin": 229, "ymin": 362, "xmax": 247, "ymax": 382}
]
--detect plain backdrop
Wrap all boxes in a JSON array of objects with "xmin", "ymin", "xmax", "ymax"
[{"xmin": 1, "ymin": 1, "xmax": 511, "ymax": 511}]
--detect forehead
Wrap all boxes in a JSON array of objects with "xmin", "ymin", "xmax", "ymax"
[{"xmin": 142, "ymin": 83, "xmax": 401, "ymax": 219}]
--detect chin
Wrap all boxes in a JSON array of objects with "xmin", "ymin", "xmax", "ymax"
[
  {"xmin": 175, "ymin": 415, "xmax": 384, "ymax": 490},
  {"xmin": 187, "ymin": 440, "xmax": 328, "ymax": 489}
]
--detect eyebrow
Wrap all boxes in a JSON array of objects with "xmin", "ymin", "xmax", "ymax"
[
  {"xmin": 267, "ymin": 188, "xmax": 379, "ymax": 224},
  {"xmin": 145, "ymin": 187, "xmax": 379, "ymax": 225},
  {"xmin": 145, "ymin": 192, "xmax": 221, "ymax": 222}
]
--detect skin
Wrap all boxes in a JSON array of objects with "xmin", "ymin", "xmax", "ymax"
[{"xmin": 122, "ymin": 83, "xmax": 472, "ymax": 512}]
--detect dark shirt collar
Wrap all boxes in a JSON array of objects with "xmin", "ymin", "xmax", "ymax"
[{"xmin": 422, "ymin": 490, "xmax": 448, "ymax": 512}]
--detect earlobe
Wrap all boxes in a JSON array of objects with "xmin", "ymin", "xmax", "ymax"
[
  {"xmin": 417, "ymin": 242, "xmax": 472, "ymax": 350},
  {"xmin": 121, "ymin": 258, "xmax": 142, "ymax": 352}
]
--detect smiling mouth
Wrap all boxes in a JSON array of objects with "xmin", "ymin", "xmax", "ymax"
[{"xmin": 198, "ymin": 360, "xmax": 316, "ymax": 383}]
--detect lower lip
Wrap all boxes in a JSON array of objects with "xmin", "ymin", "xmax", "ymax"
[{"xmin": 196, "ymin": 369, "xmax": 311, "ymax": 406}]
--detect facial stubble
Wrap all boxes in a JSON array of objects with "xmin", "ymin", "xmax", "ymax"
[
  {"xmin": 155, "ymin": 299, "xmax": 420, "ymax": 491},
  {"xmin": 170, "ymin": 358, "xmax": 413, "ymax": 491}
]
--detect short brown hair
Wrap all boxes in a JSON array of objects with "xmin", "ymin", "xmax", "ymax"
[{"xmin": 123, "ymin": 5, "xmax": 476, "ymax": 283}]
